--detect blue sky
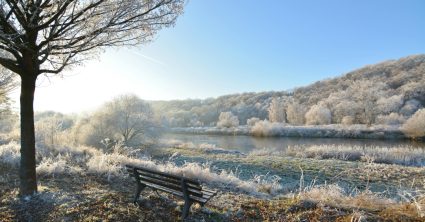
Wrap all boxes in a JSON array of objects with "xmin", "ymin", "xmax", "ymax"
[{"xmin": 22, "ymin": 0, "xmax": 425, "ymax": 113}]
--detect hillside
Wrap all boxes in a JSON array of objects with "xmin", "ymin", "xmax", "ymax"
[{"xmin": 150, "ymin": 55, "xmax": 425, "ymax": 127}]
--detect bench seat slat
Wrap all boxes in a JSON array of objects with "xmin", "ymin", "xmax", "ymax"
[
  {"xmin": 129, "ymin": 170, "xmax": 203, "ymax": 191},
  {"xmin": 126, "ymin": 165, "xmax": 199, "ymax": 184},
  {"xmin": 202, "ymin": 188, "xmax": 215, "ymax": 193},
  {"xmin": 201, "ymin": 189, "xmax": 216, "ymax": 195},
  {"xmin": 136, "ymin": 175, "xmax": 204, "ymax": 197},
  {"xmin": 126, "ymin": 168, "xmax": 202, "ymax": 190},
  {"xmin": 140, "ymin": 180, "xmax": 210, "ymax": 204},
  {"xmin": 136, "ymin": 170, "xmax": 202, "ymax": 190}
]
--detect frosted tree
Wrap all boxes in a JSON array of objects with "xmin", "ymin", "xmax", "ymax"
[
  {"xmin": 376, "ymin": 113, "xmax": 405, "ymax": 125},
  {"xmin": 268, "ymin": 97, "xmax": 286, "ymax": 123},
  {"xmin": 349, "ymin": 80, "xmax": 387, "ymax": 125},
  {"xmin": 247, "ymin": 117, "xmax": 260, "ymax": 126},
  {"xmin": 0, "ymin": 67, "xmax": 16, "ymax": 116},
  {"xmin": 35, "ymin": 114, "xmax": 66, "ymax": 148},
  {"xmin": 104, "ymin": 94, "xmax": 155, "ymax": 146},
  {"xmin": 333, "ymin": 101, "xmax": 361, "ymax": 124},
  {"xmin": 0, "ymin": 0, "xmax": 185, "ymax": 195},
  {"xmin": 305, "ymin": 103, "xmax": 332, "ymax": 125},
  {"xmin": 402, "ymin": 108, "xmax": 425, "ymax": 138},
  {"xmin": 217, "ymin": 112, "xmax": 239, "ymax": 128},
  {"xmin": 73, "ymin": 113, "xmax": 114, "ymax": 148},
  {"xmin": 0, "ymin": 69, "xmax": 17, "ymax": 132},
  {"xmin": 376, "ymin": 95, "xmax": 404, "ymax": 115},
  {"xmin": 286, "ymin": 100, "xmax": 306, "ymax": 125},
  {"xmin": 76, "ymin": 94, "xmax": 155, "ymax": 148},
  {"xmin": 400, "ymin": 99, "xmax": 422, "ymax": 116}
]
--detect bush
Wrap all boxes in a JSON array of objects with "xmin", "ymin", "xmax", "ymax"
[
  {"xmin": 341, "ymin": 116, "xmax": 355, "ymax": 125},
  {"xmin": 250, "ymin": 120, "xmax": 285, "ymax": 137},
  {"xmin": 0, "ymin": 141, "xmax": 20, "ymax": 167},
  {"xmin": 402, "ymin": 108, "xmax": 425, "ymax": 139},
  {"xmin": 217, "ymin": 112, "xmax": 239, "ymax": 128},
  {"xmin": 305, "ymin": 104, "xmax": 332, "ymax": 125},
  {"xmin": 247, "ymin": 117, "xmax": 260, "ymax": 126}
]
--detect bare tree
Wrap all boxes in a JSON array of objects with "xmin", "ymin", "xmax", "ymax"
[
  {"xmin": 268, "ymin": 97, "xmax": 286, "ymax": 123},
  {"xmin": 78, "ymin": 94, "xmax": 157, "ymax": 147},
  {"xmin": 0, "ymin": 66, "xmax": 16, "ymax": 114},
  {"xmin": 0, "ymin": 0, "xmax": 185, "ymax": 195}
]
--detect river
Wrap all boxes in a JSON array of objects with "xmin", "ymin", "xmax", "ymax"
[{"xmin": 162, "ymin": 133, "xmax": 425, "ymax": 153}]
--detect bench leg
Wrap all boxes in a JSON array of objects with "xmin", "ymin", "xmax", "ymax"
[
  {"xmin": 182, "ymin": 200, "xmax": 193, "ymax": 219},
  {"xmin": 134, "ymin": 183, "xmax": 146, "ymax": 204}
]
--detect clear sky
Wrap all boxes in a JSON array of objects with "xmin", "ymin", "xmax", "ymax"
[{"xmin": 11, "ymin": 0, "xmax": 425, "ymax": 113}]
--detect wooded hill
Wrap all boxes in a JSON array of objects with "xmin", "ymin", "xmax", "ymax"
[{"xmin": 150, "ymin": 55, "xmax": 425, "ymax": 127}]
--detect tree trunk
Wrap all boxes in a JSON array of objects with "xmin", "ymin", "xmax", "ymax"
[{"xmin": 19, "ymin": 75, "xmax": 38, "ymax": 196}]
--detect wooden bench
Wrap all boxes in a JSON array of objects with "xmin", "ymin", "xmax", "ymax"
[{"xmin": 125, "ymin": 165, "xmax": 217, "ymax": 218}]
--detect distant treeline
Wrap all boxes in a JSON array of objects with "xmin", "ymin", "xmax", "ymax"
[{"xmin": 150, "ymin": 55, "xmax": 425, "ymax": 128}]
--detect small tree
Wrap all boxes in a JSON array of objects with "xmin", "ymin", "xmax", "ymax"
[
  {"xmin": 105, "ymin": 94, "xmax": 155, "ymax": 147},
  {"xmin": 217, "ymin": 112, "xmax": 239, "ymax": 128},
  {"xmin": 268, "ymin": 97, "xmax": 286, "ymax": 123},
  {"xmin": 0, "ymin": 67, "xmax": 16, "ymax": 117},
  {"xmin": 286, "ymin": 101, "xmax": 306, "ymax": 125},
  {"xmin": 0, "ymin": 69, "xmax": 17, "ymax": 133},
  {"xmin": 402, "ymin": 108, "xmax": 425, "ymax": 139},
  {"xmin": 376, "ymin": 95, "xmax": 404, "ymax": 115},
  {"xmin": 76, "ymin": 94, "xmax": 155, "ymax": 148},
  {"xmin": 332, "ymin": 101, "xmax": 360, "ymax": 124},
  {"xmin": 0, "ymin": 0, "xmax": 185, "ymax": 195},
  {"xmin": 35, "ymin": 114, "xmax": 69, "ymax": 148}
]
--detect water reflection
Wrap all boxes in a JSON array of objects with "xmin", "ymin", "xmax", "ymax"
[{"xmin": 164, "ymin": 133, "xmax": 425, "ymax": 153}]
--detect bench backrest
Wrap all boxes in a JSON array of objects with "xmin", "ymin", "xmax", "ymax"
[{"xmin": 125, "ymin": 165, "xmax": 204, "ymax": 197}]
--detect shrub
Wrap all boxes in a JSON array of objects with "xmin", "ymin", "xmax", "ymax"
[
  {"xmin": 402, "ymin": 108, "xmax": 425, "ymax": 139},
  {"xmin": 0, "ymin": 141, "xmax": 20, "ymax": 167},
  {"xmin": 246, "ymin": 117, "xmax": 260, "ymax": 126},
  {"xmin": 305, "ymin": 104, "xmax": 332, "ymax": 125},
  {"xmin": 217, "ymin": 112, "xmax": 239, "ymax": 128},
  {"xmin": 250, "ymin": 120, "xmax": 285, "ymax": 137},
  {"xmin": 36, "ymin": 156, "xmax": 82, "ymax": 176},
  {"xmin": 341, "ymin": 116, "xmax": 355, "ymax": 125}
]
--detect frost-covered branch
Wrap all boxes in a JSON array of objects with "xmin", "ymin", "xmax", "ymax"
[{"xmin": 0, "ymin": 0, "xmax": 185, "ymax": 76}]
